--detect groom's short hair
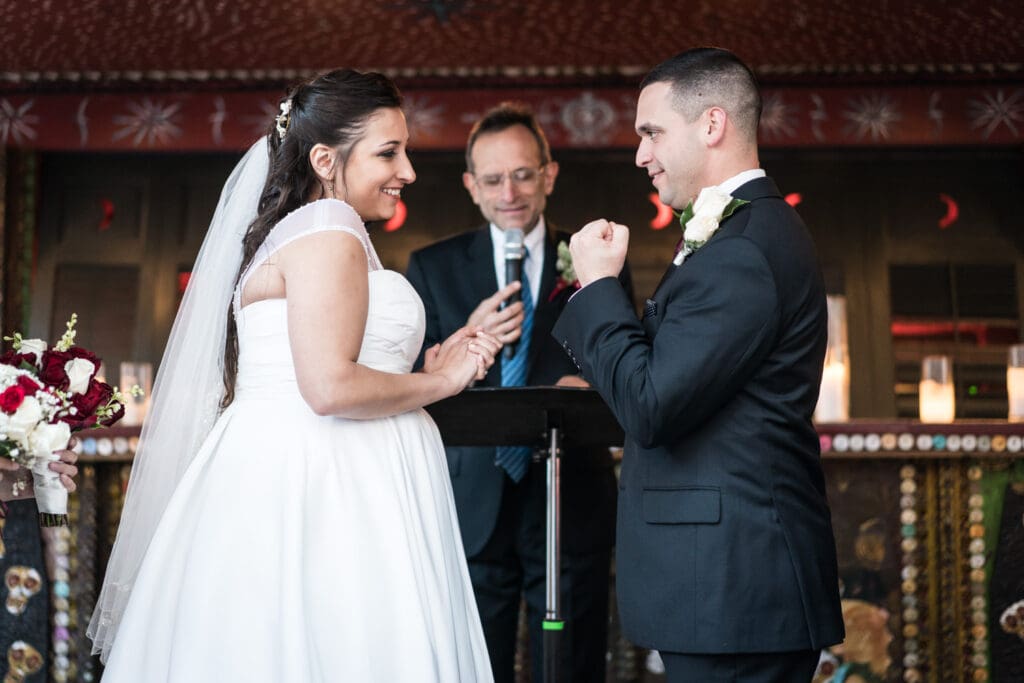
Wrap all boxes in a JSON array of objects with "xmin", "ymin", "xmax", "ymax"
[{"xmin": 642, "ymin": 47, "xmax": 762, "ymax": 142}]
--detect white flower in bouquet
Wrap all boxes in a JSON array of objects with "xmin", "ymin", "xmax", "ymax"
[
  {"xmin": 29, "ymin": 421, "xmax": 71, "ymax": 461},
  {"xmin": 6, "ymin": 396, "xmax": 43, "ymax": 443},
  {"xmin": 65, "ymin": 357, "xmax": 96, "ymax": 395},
  {"xmin": 18, "ymin": 339, "xmax": 47, "ymax": 364}
]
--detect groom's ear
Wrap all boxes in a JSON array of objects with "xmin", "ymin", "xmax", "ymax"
[
  {"xmin": 308, "ymin": 143, "xmax": 338, "ymax": 183},
  {"xmin": 704, "ymin": 107, "xmax": 728, "ymax": 147}
]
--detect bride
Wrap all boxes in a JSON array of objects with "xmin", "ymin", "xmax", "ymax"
[{"xmin": 88, "ymin": 69, "xmax": 497, "ymax": 682}]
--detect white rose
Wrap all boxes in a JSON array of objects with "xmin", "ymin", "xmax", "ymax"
[
  {"xmin": 684, "ymin": 213, "xmax": 720, "ymax": 243},
  {"xmin": 29, "ymin": 421, "xmax": 71, "ymax": 461},
  {"xmin": 692, "ymin": 186, "xmax": 732, "ymax": 219},
  {"xmin": 7, "ymin": 396, "xmax": 43, "ymax": 443},
  {"xmin": 65, "ymin": 357, "xmax": 96, "ymax": 395},
  {"xmin": 19, "ymin": 339, "xmax": 48, "ymax": 364}
]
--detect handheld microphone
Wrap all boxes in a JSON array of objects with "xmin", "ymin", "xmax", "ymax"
[{"xmin": 502, "ymin": 228, "xmax": 525, "ymax": 360}]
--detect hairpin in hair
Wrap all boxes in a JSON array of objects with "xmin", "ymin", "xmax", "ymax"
[{"xmin": 275, "ymin": 98, "xmax": 293, "ymax": 141}]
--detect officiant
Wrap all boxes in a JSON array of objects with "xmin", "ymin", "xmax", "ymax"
[{"xmin": 407, "ymin": 102, "xmax": 633, "ymax": 683}]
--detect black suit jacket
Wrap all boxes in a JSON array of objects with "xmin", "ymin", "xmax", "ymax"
[
  {"xmin": 553, "ymin": 177, "xmax": 845, "ymax": 653},
  {"xmin": 407, "ymin": 224, "xmax": 632, "ymax": 557}
]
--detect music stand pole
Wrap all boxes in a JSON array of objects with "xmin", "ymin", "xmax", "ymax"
[
  {"xmin": 542, "ymin": 426, "xmax": 563, "ymax": 682},
  {"xmin": 424, "ymin": 387, "xmax": 624, "ymax": 683}
]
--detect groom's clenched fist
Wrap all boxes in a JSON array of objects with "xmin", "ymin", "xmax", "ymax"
[{"xmin": 569, "ymin": 219, "xmax": 630, "ymax": 288}]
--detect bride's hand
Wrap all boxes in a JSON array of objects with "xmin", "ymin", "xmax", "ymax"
[
  {"xmin": 425, "ymin": 326, "xmax": 493, "ymax": 392},
  {"xmin": 423, "ymin": 326, "xmax": 476, "ymax": 375},
  {"xmin": 467, "ymin": 330, "xmax": 500, "ymax": 381}
]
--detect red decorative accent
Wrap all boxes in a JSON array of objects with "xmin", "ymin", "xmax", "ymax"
[
  {"xmin": 383, "ymin": 199, "xmax": 407, "ymax": 232},
  {"xmin": 177, "ymin": 272, "xmax": 191, "ymax": 293},
  {"xmin": 784, "ymin": 193, "xmax": 803, "ymax": 207},
  {"xmin": 547, "ymin": 277, "xmax": 580, "ymax": 302},
  {"xmin": 891, "ymin": 321, "xmax": 1020, "ymax": 347},
  {"xmin": 648, "ymin": 193, "xmax": 673, "ymax": 230},
  {"xmin": 938, "ymin": 193, "xmax": 959, "ymax": 229},
  {"xmin": 99, "ymin": 198, "xmax": 114, "ymax": 230}
]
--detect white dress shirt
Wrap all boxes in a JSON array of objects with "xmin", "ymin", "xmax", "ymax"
[{"xmin": 717, "ymin": 168, "xmax": 766, "ymax": 196}]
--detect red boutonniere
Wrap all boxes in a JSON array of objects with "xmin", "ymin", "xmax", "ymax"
[{"xmin": 548, "ymin": 241, "xmax": 580, "ymax": 302}]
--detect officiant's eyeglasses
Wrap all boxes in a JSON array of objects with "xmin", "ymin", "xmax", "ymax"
[{"xmin": 473, "ymin": 165, "xmax": 547, "ymax": 191}]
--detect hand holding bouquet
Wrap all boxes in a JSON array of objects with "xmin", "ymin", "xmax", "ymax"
[{"xmin": 0, "ymin": 314, "xmax": 139, "ymax": 526}]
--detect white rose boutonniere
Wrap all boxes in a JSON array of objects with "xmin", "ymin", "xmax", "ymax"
[
  {"xmin": 548, "ymin": 240, "xmax": 581, "ymax": 301},
  {"xmin": 673, "ymin": 186, "xmax": 749, "ymax": 265}
]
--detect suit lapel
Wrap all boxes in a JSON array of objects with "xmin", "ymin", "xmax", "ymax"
[
  {"xmin": 466, "ymin": 227, "xmax": 502, "ymax": 386},
  {"xmin": 651, "ymin": 262, "xmax": 678, "ymax": 300},
  {"xmin": 646, "ymin": 177, "xmax": 778, "ymax": 302},
  {"xmin": 466, "ymin": 226, "xmax": 498, "ymax": 297},
  {"xmin": 730, "ymin": 175, "xmax": 780, "ymax": 204}
]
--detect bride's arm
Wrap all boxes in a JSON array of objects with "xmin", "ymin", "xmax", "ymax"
[{"xmin": 279, "ymin": 230, "xmax": 495, "ymax": 419}]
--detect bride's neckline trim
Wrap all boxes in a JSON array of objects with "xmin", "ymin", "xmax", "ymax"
[{"xmin": 270, "ymin": 198, "xmax": 366, "ymax": 230}]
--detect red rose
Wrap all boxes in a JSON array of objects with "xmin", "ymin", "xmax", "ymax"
[
  {"xmin": 38, "ymin": 350, "xmax": 72, "ymax": 391},
  {"xmin": 15, "ymin": 375, "xmax": 41, "ymax": 396},
  {"xmin": 0, "ymin": 385, "xmax": 26, "ymax": 413},
  {"xmin": 73, "ymin": 380, "xmax": 113, "ymax": 416},
  {"xmin": 0, "ymin": 350, "xmax": 36, "ymax": 368},
  {"xmin": 100, "ymin": 400, "xmax": 125, "ymax": 427},
  {"xmin": 60, "ymin": 412, "xmax": 98, "ymax": 431}
]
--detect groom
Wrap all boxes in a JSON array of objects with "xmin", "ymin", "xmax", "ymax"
[{"xmin": 553, "ymin": 48, "xmax": 845, "ymax": 681}]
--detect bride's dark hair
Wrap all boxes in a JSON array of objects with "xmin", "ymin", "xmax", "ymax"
[{"xmin": 221, "ymin": 68, "xmax": 403, "ymax": 408}]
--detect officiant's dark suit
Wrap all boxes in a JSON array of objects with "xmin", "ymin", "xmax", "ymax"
[
  {"xmin": 552, "ymin": 49, "xmax": 844, "ymax": 682},
  {"xmin": 407, "ymin": 103, "xmax": 632, "ymax": 683}
]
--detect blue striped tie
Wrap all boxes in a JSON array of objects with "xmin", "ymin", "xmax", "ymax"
[{"xmin": 495, "ymin": 251, "xmax": 534, "ymax": 482}]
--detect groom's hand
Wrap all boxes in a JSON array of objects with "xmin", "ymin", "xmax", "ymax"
[{"xmin": 570, "ymin": 219, "xmax": 629, "ymax": 287}]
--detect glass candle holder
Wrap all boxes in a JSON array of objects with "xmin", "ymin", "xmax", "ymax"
[
  {"xmin": 815, "ymin": 295, "xmax": 849, "ymax": 422},
  {"xmin": 1008, "ymin": 344, "xmax": 1024, "ymax": 423},
  {"xmin": 119, "ymin": 361, "xmax": 153, "ymax": 427},
  {"xmin": 919, "ymin": 355, "xmax": 955, "ymax": 424}
]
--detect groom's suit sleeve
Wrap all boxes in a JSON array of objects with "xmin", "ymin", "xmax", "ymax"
[{"xmin": 553, "ymin": 234, "xmax": 780, "ymax": 449}]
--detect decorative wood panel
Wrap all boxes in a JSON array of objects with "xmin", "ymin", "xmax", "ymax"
[{"xmin": 2, "ymin": 85, "xmax": 1023, "ymax": 152}]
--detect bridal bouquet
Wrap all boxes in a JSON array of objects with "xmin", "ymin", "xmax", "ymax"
[{"xmin": 0, "ymin": 314, "xmax": 136, "ymax": 526}]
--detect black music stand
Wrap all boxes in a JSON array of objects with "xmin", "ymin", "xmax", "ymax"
[{"xmin": 425, "ymin": 387, "xmax": 624, "ymax": 683}]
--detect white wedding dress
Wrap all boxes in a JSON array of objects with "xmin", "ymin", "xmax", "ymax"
[{"xmin": 102, "ymin": 199, "xmax": 493, "ymax": 682}]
